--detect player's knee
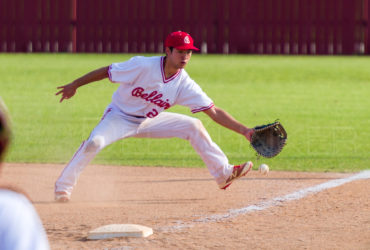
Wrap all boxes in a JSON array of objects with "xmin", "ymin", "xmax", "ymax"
[
  {"xmin": 187, "ymin": 118, "xmax": 207, "ymax": 136},
  {"xmin": 187, "ymin": 118, "xmax": 202, "ymax": 130},
  {"xmin": 85, "ymin": 136, "xmax": 104, "ymax": 152}
]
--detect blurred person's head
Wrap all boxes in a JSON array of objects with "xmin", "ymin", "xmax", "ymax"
[{"xmin": 0, "ymin": 98, "xmax": 11, "ymax": 164}]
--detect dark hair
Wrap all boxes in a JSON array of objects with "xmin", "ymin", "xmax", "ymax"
[
  {"xmin": 0, "ymin": 103, "xmax": 11, "ymax": 162},
  {"xmin": 169, "ymin": 47, "xmax": 174, "ymax": 52}
]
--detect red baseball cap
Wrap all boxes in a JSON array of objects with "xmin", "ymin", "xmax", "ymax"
[{"xmin": 164, "ymin": 31, "xmax": 200, "ymax": 51}]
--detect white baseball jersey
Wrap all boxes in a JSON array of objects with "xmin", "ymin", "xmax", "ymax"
[
  {"xmin": 108, "ymin": 56, "xmax": 214, "ymax": 118},
  {"xmin": 0, "ymin": 189, "xmax": 50, "ymax": 250}
]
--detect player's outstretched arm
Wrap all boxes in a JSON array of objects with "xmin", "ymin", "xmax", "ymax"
[
  {"xmin": 203, "ymin": 106, "xmax": 254, "ymax": 142},
  {"xmin": 56, "ymin": 66, "xmax": 109, "ymax": 102}
]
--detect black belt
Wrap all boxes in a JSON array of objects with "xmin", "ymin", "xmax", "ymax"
[{"xmin": 122, "ymin": 110, "xmax": 146, "ymax": 119}]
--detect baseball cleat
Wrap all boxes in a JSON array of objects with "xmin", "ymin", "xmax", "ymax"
[
  {"xmin": 219, "ymin": 161, "xmax": 253, "ymax": 190},
  {"xmin": 55, "ymin": 191, "xmax": 70, "ymax": 203}
]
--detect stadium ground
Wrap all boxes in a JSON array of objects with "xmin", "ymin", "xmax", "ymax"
[{"xmin": 2, "ymin": 163, "xmax": 369, "ymax": 249}]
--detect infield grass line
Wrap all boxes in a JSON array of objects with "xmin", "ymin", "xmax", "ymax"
[
  {"xmin": 1, "ymin": 54, "xmax": 369, "ymax": 171},
  {"xmin": 157, "ymin": 170, "xmax": 370, "ymax": 232}
]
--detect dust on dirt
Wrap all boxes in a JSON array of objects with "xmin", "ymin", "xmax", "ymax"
[{"xmin": 2, "ymin": 163, "xmax": 369, "ymax": 249}]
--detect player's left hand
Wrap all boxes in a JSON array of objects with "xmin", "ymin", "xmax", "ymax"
[{"xmin": 250, "ymin": 121, "xmax": 287, "ymax": 158}]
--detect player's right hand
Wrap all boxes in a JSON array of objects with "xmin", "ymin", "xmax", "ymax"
[
  {"xmin": 56, "ymin": 83, "xmax": 77, "ymax": 102},
  {"xmin": 244, "ymin": 128, "xmax": 254, "ymax": 142}
]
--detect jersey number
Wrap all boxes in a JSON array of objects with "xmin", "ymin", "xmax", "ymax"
[{"xmin": 146, "ymin": 109, "xmax": 158, "ymax": 118}]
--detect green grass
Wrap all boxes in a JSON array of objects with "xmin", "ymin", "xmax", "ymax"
[{"xmin": 0, "ymin": 54, "xmax": 369, "ymax": 172}]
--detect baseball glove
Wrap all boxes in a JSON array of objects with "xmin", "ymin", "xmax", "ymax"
[{"xmin": 250, "ymin": 121, "xmax": 287, "ymax": 158}]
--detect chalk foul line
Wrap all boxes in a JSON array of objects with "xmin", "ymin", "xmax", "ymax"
[{"xmin": 157, "ymin": 170, "xmax": 370, "ymax": 232}]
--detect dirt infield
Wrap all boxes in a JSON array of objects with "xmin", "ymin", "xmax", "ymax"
[{"xmin": 2, "ymin": 163, "xmax": 369, "ymax": 249}]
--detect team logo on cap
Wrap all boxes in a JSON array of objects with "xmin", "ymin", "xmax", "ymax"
[{"xmin": 184, "ymin": 36, "xmax": 190, "ymax": 44}]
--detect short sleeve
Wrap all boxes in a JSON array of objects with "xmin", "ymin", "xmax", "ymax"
[
  {"xmin": 175, "ymin": 80, "xmax": 214, "ymax": 113},
  {"xmin": 108, "ymin": 56, "xmax": 143, "ymax": 84}
]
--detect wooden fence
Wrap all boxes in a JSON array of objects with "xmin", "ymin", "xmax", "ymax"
[{"xmin": 1, "ymin": 0, "xmax": 369, "ymax": 54}]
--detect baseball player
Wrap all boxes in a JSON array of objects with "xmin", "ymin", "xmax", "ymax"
[
  {"xmin": 0, "ymin": 98, "xmax": 50, "ymax": 250},
  {"xmin": 55, "ymin": 31, "xmax": 255, "ymax": 202}
]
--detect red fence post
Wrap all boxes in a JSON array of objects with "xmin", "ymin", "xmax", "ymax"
[
  {"xmin": 365, "ymin": 0, "xmax": 370, "ymax": 54},
  {"xmin": 342, "ymin": 0, "xmax": 355, "ymax": 54},
  {"xmin": 71, "ymin": 0, "xmax": 77, "ymax": 52}
]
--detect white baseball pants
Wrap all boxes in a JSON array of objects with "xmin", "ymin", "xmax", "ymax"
[{"xmin": 55, "ymin": 104, "xmax": 233, "ymax": 195}]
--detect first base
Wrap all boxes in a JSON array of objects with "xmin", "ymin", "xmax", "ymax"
[{"xmin": 87, "ymin": 224, "xmax": 153, "ymax": 240}]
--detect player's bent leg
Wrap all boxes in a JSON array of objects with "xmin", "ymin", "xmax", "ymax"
[
  {"xmin": 55, "ymin": 106, "xmax": 139, "ymax": 202},
  {"xmin": 135, "ymin": 112, "xmax": 238, "ymax": 186},
  {"xmin": 54, "ymin": 137, "xmax": 103, "ymax": 202}
]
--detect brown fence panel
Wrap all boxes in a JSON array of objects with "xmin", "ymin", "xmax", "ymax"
[
  {"xmin": 0, "ymin": 0, "xmax": 73, "ymax": 52},
  {"xmin": 0, "ymin": 0, "xmax": 369, "ymax": 54}
]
